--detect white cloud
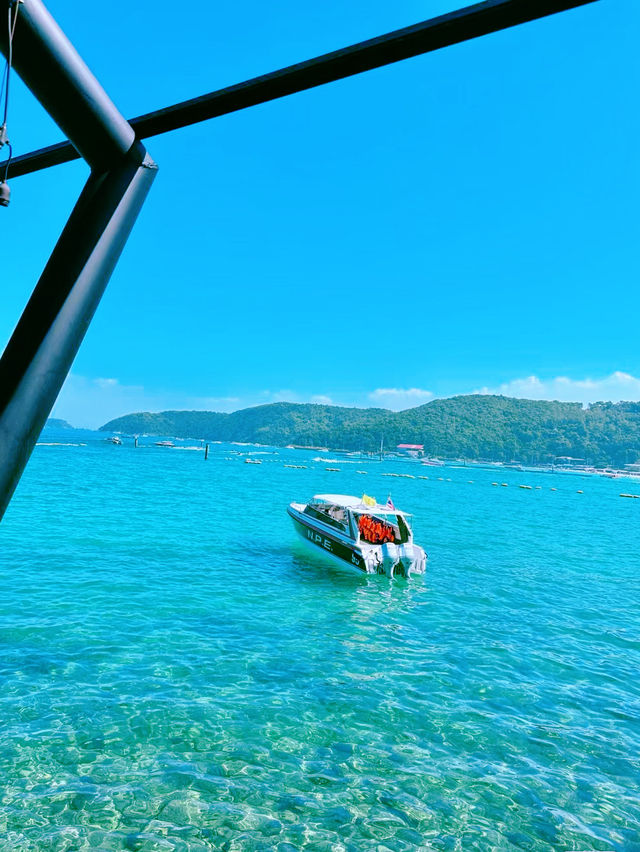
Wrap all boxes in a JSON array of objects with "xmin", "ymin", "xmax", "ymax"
[
  {"xmin": 94, "ymin": 377, "xmax": 120, "ymax": 389},
  {"xmin": 368, "ymin": 387, "xmax": 434, "ymax": 410},
  {"xmin": 270, "ymin": 389, "xmax": 297, "ymax": 403},
  {"xmin": 52, "ymin": 375, "xmax": 143, "ymax": 428},
  {"xmin": 52, "ymin": 378, "xmax": 336, "ymax": 428},
  {"xmin": 474, "ymin": 371, "xmax": 640, "ymax": 405},
  {"xmin": 52, "ymin": 375, "xmax": 242, "ymax": 429},
  {"xmin": 53, "ymin": 370, "xmax": 640, "ymax": 431}
]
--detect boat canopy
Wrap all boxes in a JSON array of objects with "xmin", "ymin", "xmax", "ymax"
[{"xmin": 312, "ymin": 494, "xmax": 410, "ymax": 516}]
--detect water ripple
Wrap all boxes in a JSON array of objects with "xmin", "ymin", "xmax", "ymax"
[{"xmin": 1, "ymin": 438, "xmax": 639, "ymax": 849}]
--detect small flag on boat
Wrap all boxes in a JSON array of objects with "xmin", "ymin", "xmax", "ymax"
[
  {"xmin": 386, "ymin": 495, "xmax": 395, "ymax": 510},
  {"xmin": 362, "ymin": 494, "xmax": 376, "ymax": 508}
]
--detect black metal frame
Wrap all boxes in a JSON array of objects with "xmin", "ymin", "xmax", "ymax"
[{"xmin": 0, "ymin": 0, "xmax": 599, "ymax": 519}]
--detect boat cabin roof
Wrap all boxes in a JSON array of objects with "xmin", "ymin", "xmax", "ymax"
[{"xmin": 311, "ymin": 494, "xmax": 409, "ymax": 516}]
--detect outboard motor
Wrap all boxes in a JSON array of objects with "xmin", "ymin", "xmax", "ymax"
[
  {"xmin": 380, "ymin": 543, "xmax": 426, "ymax": 577},
  {"xmin": 394, "ymin": 558, "xmax": 408, "ymax": 578},
  {"xmin": 395, "ymin": 544, "xmax": 414, "ymax": 578},
  {"xmin": 380, "ymin": 543, "xmax": 404, "ymax": 578}
]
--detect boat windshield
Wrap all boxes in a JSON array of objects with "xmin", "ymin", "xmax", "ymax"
[
  {"xmin": 355, "ymin": 512, "xmax": 411, "ymax": 545},
  {"xmin": 304, "ymin": 502, "xmax": 350, "ymax": 534}
]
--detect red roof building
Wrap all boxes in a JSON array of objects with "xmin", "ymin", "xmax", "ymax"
[{"xmin": 397, "ymin": 443, "xmax": 424, "ymax": 457}]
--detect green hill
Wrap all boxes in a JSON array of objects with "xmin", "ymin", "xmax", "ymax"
[
  {"xmin": 100, "ymin": 395, "xmax": 640, "ymax": 467},
  {"xmin": 45, "ymin": 418, "xmax": 74, "ymax": 429}
]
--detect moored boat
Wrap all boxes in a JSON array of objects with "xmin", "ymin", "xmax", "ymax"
[{"xmin": 288, "ymin": 494, "xmax": 427, "ymax": 578}]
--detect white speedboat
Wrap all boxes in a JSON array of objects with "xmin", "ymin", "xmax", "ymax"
[
  {"xmin": 104, "ymin": 436, "xmax": 122, "ymax": 445},
  {"xmin": 288, "ymin": 494, "xmax": 427, "ymax": 578}
]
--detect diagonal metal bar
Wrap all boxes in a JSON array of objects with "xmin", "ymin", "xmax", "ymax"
[
  {"xmin": 0, "ymin": 0, "xmax": 157, "ymax": 520},
  {"xmin": 0, "ymin": 151, "xmax": 157, "ymax": 518},
  {"xmin": 7, "ymin": 0, "xmax": 599, "ymax": 180}
]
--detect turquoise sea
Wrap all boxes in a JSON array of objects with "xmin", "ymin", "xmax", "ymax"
[{"xmin": 1, "ymin": 429, "xmax": 639, "ymax": 851}]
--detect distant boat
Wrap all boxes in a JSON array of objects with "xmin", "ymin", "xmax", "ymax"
[
  {"xmin": 104, "ymin": 436, "xmax": 122, "ymax": 445},
  {"xmin": 245, "ymin": 458, "xmax": 262, "ymax": 464},
  {"xmin": 154, "ymin": 440, "xmax": 174, "ymax": 447},
  {"xmin": 288, "ymin": 493, "xmax": 427, "ymax": 578}
]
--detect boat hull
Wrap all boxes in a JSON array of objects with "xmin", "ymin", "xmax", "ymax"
[{"xmin": 288, "ymin": 506, "xmax": 369, "ymax": 574}]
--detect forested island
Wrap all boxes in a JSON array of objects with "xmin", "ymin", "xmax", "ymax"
[
  {"xmin": 100, "ymin": 395, "xmax": 640, "ymax": 468},
  {"xmin": 45, "ymin": 418, "xmax": 74, "ymax": 429}
]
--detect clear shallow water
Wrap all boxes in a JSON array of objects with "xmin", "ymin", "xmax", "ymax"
[{"xmin": 1, "ymin": 432, "xmax": 639, "ymax": 851}]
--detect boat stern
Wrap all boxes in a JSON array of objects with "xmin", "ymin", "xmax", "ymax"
[{"xmin": 378, "ymin": 542, "xmax": 427, "ymax": 578}]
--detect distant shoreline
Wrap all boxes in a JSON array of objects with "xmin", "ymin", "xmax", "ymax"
[
  {"xmin": 43, "ymin": 420, "xmax": 640, "ymax": 482},
  {"xmin": 94, "ymin": 394, "xmax": 640, "ymax": 471}
]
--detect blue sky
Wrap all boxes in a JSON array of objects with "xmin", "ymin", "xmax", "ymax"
[{"xmin": 3, "ymin": 0, "xmax": 639, "ymax": 427}]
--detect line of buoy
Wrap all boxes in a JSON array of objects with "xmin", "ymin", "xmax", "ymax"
[
  {"xmin": 201, "ymin": 449, "xmax": 638, "ymax": 498},
  {"xmin": 206, "ymin": 452, "xmax": 629, "ymax": 498}
]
